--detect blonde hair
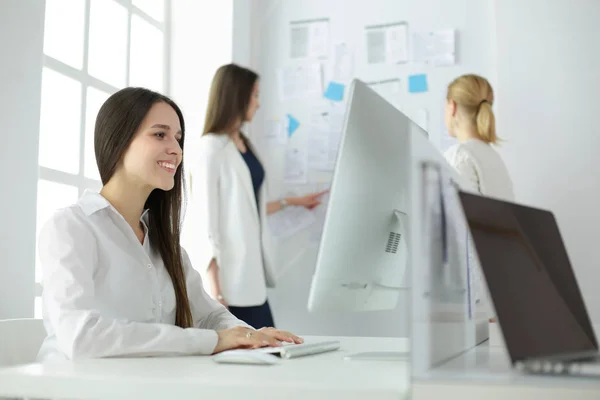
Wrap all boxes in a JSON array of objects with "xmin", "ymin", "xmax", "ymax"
[{"xmin": 447, "ymin": 74, "xmax": 497, "ymax": 144}]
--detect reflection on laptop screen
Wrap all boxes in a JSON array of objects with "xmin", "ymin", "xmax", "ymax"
[{"xmin": 458, "ymin": 191, "xmax": 597, "ymax": 362}]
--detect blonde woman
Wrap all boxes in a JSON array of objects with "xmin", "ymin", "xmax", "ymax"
[
  {"xmin": 443, "ymin": 74, "xmax": 514, "ymax": 201},
  {"xmin": 443, "ymin": 74, "xmax": 513, "ymax": 323}
]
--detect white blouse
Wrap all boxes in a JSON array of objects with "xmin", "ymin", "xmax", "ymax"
[
  {"xmin": 444, "ymin": 139, "xmax": 514, "ymax": 201},
  {"xmin": 37, "ymin": 190, "xmax": 248, "ymax": 361},
  {"xmin": 444, "ymin": 139, "xmax": 513, "ymax": 319}
]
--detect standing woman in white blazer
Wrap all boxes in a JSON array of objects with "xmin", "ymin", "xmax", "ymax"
[
  {"xmin": 37, "ymin": 87, "xmax": 302, "ymax": 361},
  {"xmin": 185, "ymin": 64, "xmax": 326, "ymax": 329},
  {"xmin": 443, "ymin": 74, "xmax": 514, "ymax": 202}
]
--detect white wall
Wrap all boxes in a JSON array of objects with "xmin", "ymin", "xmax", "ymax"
[
  {"xmin": 494, "ymin": 0, "xmax": 600, "ymax": 321},
  {"xmin": 170, "ymin": 0, "xmax": 233, "ymax": 146},
  {"xmin": 243, "ymin": 0, "xmax": 496, "ymax": 337},
  {"xmin": 232, "ymin": 0, "xmax": 253, "ymax": 66},
  {"xmin": 0, "ymin": 0, "xmax": 45, "ymax": 319}
]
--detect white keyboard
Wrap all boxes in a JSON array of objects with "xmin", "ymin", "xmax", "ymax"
[{"xmin": 255, "ymin": 340, "xmax": 341, "ymax": 359}]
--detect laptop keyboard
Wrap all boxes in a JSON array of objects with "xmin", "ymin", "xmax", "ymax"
[{"xmin": 518, "ymin": 355, "xmax": 600, "ymax": 376}]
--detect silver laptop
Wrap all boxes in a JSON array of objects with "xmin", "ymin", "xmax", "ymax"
[{"xmin": 458, "ymin": 191, "xmax": 600, "ymax": 376}]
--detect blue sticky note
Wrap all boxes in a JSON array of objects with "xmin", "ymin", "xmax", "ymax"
[
  {"xmin": 408, "ymin": 74, "xmax": 428, "ymax": 93},
  {"xmin": 286, "ymin": 114, "xmax": 300, "ymax": 137},
  {"xmin": 324, "ymin": 81, "xmax": 345, "ymax": 102}
]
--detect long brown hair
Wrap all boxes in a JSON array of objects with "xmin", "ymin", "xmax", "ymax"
[
  {"xmin": 203, "ymin": 63, "xmax": 259, "ymax": 135},
  {"xmin": 447, "ymin": 74, "xmax": 497, "ymax": 144},
  {"xmin": 95, "ymin": 87, "xmax": 194, "ymax": 328}
]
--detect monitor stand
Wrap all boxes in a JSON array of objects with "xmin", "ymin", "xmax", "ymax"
[{"xmin": 344, "ymin": 210, "xmax": 410, "ymax": 362}]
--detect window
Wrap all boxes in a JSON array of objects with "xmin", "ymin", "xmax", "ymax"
[{"xmin": 35, "ymin": 0, "xmax": 170, "ymax": 318}]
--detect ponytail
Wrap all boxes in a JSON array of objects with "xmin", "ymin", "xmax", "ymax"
[
  {"xmin": 476, "ymin": 101, "xmax": 497, "ymax": 144},
  {"xmin": 447, "ymin": 74, "xmax": 500, "ymax": 144}
]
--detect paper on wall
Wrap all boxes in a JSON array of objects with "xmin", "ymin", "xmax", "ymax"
[
  {"xmin": 307, "ymin": 126, "xmax": 330, "ymax": 170},
  {"xmin": 366, "ymin": 28, "xmax": 386, "ymax": 64},
  {"xmin": 332, "ymin": 42, "xmax": 354, "ymax": 83},
  {"xmin": 290, "ymin": 18, "xmax": 330, "ymax": 60},
  {"xmin": 328, "ymin": 103, "xmax": 346, "ymax": 134},
  {"xmin": 277, "ymin": 63, "xmax": 323, "ymax": 101},
  {"xmin": 411, "ymin": 29, "xmax": 456, "ymax": 66},
  {"xmin": 386, "ymin": 23, "xmax": 409, "ymax": 64},
  {"xmin": 309, "ymin": 105, "xmax": 330, "ymax": 130},
  {"xmin": 264, "ymin": 119, "xmax": 287, "ymax": 145},
  {"xmin": 290, "ymin": 24, "xmax": 309, "ymax": 59},
  {"xmin": 284, "ymin": 146, "xmax": 308, "ymax": 185},
  {"xmin": 308, "ymin": 20, "xmax": 329, "ymax": 59},
  {"xmin": 307, "ymin": 104, "xmax": 345, "ymax": 171},
  {"xmin": 307, "ymin": 129, "xmax": 341, "ymax": 171},
  {"xmin": 365, "ymin": 22, "xmax": 408, "ymax": 64}
]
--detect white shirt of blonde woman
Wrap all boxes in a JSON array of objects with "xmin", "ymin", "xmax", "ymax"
[
  {"xmin": 444, "ymin": 138, "xmax": 514, "ymax": 320},
  {"xmin": 444, "ymin": 138, "xmax": 514, "ymax": 202}
]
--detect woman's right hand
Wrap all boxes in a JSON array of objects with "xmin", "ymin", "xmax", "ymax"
[
  {"xmin": 212, "ymin": 326, "xmax": 282, "ymax": 354},
  {"xmin": 207, "ymin": 258, "xmax": 227, "ymax": 307}
]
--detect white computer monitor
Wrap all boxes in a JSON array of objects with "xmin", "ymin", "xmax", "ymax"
[{"xmin": 307, "ymin": 78, "xmax": 464, "ymax": 314}]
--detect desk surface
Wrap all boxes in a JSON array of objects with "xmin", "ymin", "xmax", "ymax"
[
  {"xmin": 413, "ymin": 342, "xmax": 600, "ymax": 399},
  {"xmin": 0, "ymin": 335, "xmax": 408, "ymax": 400}
]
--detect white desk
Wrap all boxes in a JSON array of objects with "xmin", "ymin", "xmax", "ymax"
[
  {"xmin": 412, "ymin": 342, "xmax": 600, "ymax": 399},
  {"xmin": 0, "ymin": 336, "xmax": 408, "ymax": 400}
]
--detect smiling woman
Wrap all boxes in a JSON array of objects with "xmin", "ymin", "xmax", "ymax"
[{"xmin": 36, "ymin": 87, "xmax": 303, "ymax": 361}]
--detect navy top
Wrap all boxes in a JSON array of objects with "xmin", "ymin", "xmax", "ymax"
[{"xmin": 239, "ymin": 140, "xmax": 265, "ymax": 214}]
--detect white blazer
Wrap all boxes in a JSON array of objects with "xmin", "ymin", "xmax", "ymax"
[{"xmin": 183, "ymin": 134, "xmax": 277, "ymax": 307}]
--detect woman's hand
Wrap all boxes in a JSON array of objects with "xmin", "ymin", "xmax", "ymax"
[
  {"xmin": 206, "ymin": 258, "xmax": 227, "ymax": 307},
  {"xmin": 213, "ymin": 326, "xmax": 282, "ymax": 354},
  {"xmin": 288, "ymin": 190, "xmax": 328, "ymax": 210},
  {"xmin": 258, "ymin": 327, "xmax": 304, "ymax": 344}
]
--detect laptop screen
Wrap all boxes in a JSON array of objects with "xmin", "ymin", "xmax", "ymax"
[{"xmin": 458, "ymin": 191, "xmax": 597, "ymax": 362}]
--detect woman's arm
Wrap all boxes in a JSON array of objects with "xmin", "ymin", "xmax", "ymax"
[
  {"xmin": 206, "ymin": 258, "xmax": 226, "ymax": 307},
  {"xmin": 266, "ymin": 198, "xmax": 288, "ymax": 215},
  {"xmin": 266, "ymin": 190, "xmax": 328, "ymax": 215},
  {"xmin": 188, "ymin": 141, "xmax": 224, "ymax": 290},
  {"xmin": 40, "ymin": 210, "xmax": 220, "ymax": 360},
  {"xmin": 182, "ymin": 249, "xmax": 251, "ymax": 330}
]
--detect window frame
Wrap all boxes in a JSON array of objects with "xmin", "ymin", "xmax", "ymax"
[{"xmin": 35, "ymin": 0, "xmax": 172, "ymax": 303}]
